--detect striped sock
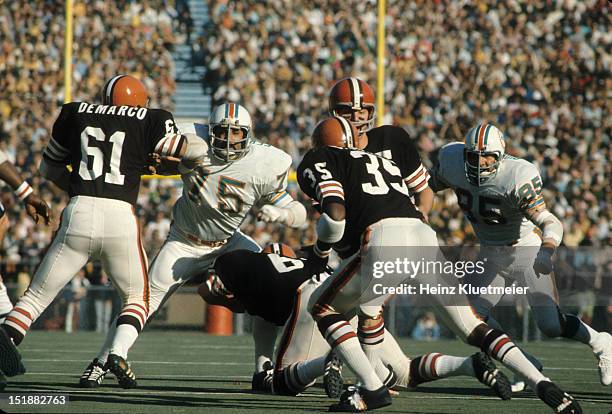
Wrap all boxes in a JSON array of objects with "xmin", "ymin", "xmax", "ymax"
[
  {"xmin": 317, "ymin": 314, "xmax": 383, "ymax": 391},
  {"xmin": 2, "ymin": 306, "xmax": 33, "ymax": 345},
  {"xmin": 272, "ymin": 360, "xmax": 319, "ymax": 396},
  {"xmin": 116, "ymin": 303, "xmax": 148, "ymax": 333},
  {"xmin": 482, "ymin": 328, "xmax": 545, "ymax": 390}
]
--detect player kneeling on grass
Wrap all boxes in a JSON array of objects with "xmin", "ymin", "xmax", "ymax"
[{"xmin": 199, "ymin": 243, "xmax": 513, "ymax": 401}]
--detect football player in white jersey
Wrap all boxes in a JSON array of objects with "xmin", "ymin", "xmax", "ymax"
[
  {"xmin": 79, "ymin": 102, "xmax": 307, "ymax": 389},
  {"xmin": 429, "ymin": 123, "xmax": 612, "ymax": 387}
]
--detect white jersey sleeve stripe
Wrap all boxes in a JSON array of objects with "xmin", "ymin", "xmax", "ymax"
[{"xmin": 405, "ymin": 164, "xmax": 426, "ymax": 182}]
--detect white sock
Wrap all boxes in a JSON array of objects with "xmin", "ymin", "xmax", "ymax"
[
  {"xmin": 96, "ymin": 316, "xmax": 118, "ymax": 364},
  {"xmin": 336, "ymin": 336, "xmax": 384, "ymax": 391},
  {"xmin": 253, "ymin": 316, "xmax": 278, "ymax": 372},
  {"xmin": 381, "ymin": 329, "xmax": 411, "ymax": 385},
  {"xmin": 109, "ymin": 324, "xmax": 139, "ymax": 359},
  {"xmin": 296, "ymin": 356, "xmax": 326, "ymax": 384},
  {"xmin": 573, "ymin": 320, "xmax": 600, "ymax": 348},
  {"xmin": 499, "ymin": 347, "xmax": 547, "ymax": 390},
  {"xmin": 434, "ymin": 355, "xmax": 474, "ymax": 378}
]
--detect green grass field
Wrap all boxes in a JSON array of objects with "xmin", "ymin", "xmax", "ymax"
[{"xmin": 1, "ymin": 331, "xmax": 610, "ymax": 413}]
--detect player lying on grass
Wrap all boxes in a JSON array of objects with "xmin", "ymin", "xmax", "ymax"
[{"xmin": 199, "ymin": 243, "xmax": 513, "ymax": 400}]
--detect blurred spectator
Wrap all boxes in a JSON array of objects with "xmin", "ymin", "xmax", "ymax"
[
  {"xmin": 0, "ymin": 0, "xmax": 609, "ymax": 334},
  {"xmin": 200, "ymin": 0, "xmax": 609, "ymax": 250},
  {"xmin": 64, "ymin": 269, "xmax": 90, "ymax": 334},
  {"xmin": 86, "ymin": 263, "xmax": 114, "ymax": 334},
  {"xmin": 411, "ymin": 311, "xmax": 441, "ymax": 341}
]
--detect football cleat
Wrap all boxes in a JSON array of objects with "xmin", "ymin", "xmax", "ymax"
[
  {"xmin": 593, "ymin": 332, "xmax": 612, "ymax": 385},
  {"xmin": 511, "ymin": 351, "xmax": 544, "ymax": 392},
  {"xmin": 329, "ymin": 385, "xmax": 392, "ymax": 412},
  {"xmin": 323, "ymin": 352, "xmax": 344, "ymax": 398},
  {"xmin": 0, "ymin": 326, "xmax": 25, "ymax": 377},
  {"xmin": 251, "ymin": 361, "xmax": 273, "ymax": 392},
  {"xmin": 106, "ymin": 354, "xmax": 137, "ymax": 389},
  {"xmin": 79, "ymin": 358, "xmax": 108, "ymax": 388},
  {"xmin": 471, "ymin": 352, "xmax": 512, "ymax": 400},
  {"xmin": 536, "ymin": 381, "xmax": 582, "ymax": 414}
]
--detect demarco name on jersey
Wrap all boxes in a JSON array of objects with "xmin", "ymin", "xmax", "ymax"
[{"xmin": 76, "ymin": 102, "xmax": 149, "ymax": 120}]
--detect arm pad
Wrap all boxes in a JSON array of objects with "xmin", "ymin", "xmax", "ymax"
[
  {"xmin": 284, "ymin": 200, "xmax": 307, "ymax": 228},
  {"xmin": 531, "ymin": 209, "xmax": 563, "ymax": 246},
  {"xmin": 316, "ymin": 212, "xmax": 345, "ymax": 244}
]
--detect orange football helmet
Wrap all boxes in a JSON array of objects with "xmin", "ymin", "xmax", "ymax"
[
  {"xmin": 102, "ymin": 75, "xmax": 149, "ymax": 107},
  {"xmin": 328, "ymin": 77, "xmax": 376, "ymax": 133},
  {"xmin": 311, "ymin": 116, "xmax": 360, "ymax": 149},
  {"xmin": 263, "ymin": 243, "xmax": 297, "ymax": 258}
]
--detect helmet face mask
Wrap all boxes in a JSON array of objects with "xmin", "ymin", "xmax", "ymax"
[
  {"xmin": 208, "ymin": 103, "xmax": 252, "ymax": 163},
  {"xmin": 463, "ymin": 123, "xmax": 506, "ymax": 186}
]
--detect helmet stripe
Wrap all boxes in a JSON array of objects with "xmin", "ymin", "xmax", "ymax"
[
  {"xmin": 349, "ymin": 77, "xmax": 361, "ymax": 108},
  {"xmin": 477, "ymin": 123, "xmax": 487, "ymax": 150},
  {"xmin": 235, "ymin": 104, "xmax": 239, "ymax": 117},
  {"xmin": 337, "ymin": 117, "xmax": 354, "ymax": 147},
  {"xmin": 470, "ymin": 125, "xmax": 481, "ymax": 148},
  {"xmin": 104, "ymin": 75, "xmax": 125, "ymax": 105},
  {"xmin": 224, "ymin": 103, "xmax": 229, "ymax": 118},
  {"xmin": 483, "ymin": 124, "xmax": 492, "ymax": 147},
  {"xmin": 229, "ymin": 103, "xmax": 235, "ymax": 118}
]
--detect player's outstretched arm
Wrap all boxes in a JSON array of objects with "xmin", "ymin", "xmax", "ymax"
[
  {"xmin": 412, "ymin": 186, "xmax": 434, "ymax": 222},
  {"xmin": 257, "ymin": 197, "xmax": 307, "ymax": 228},
  {"xmin": 154, "ymin": 132, "xmax": 209, "ymax": 170},
  {"xmin": 0, "ymin": 157, "xmax": 52, "ymax": 225},
  {"xmin": 310, "ymin": 201, "xmax": 346, "ymax": 268}
]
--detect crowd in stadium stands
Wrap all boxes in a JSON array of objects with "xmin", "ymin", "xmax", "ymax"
[
  {"xmin": 0, "ymin": 0, "xmax": 187, "ymax": 280},
  {"xmin": 0, "ymin": 1, "xmax": 609, "ymax": 330}
]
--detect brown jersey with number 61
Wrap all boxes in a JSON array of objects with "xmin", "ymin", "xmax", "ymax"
[{"xmin": 45, "ymin": 102, "xmax": 177, "ymax": 206}]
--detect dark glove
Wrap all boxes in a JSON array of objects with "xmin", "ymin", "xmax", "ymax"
[{"xmin": 303, "ymin": 242, "xmax": 331, "ymax": 273}]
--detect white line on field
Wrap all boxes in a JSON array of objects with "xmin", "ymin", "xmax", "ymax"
[
  {"xmin": 24, "ymin": 359, "xmax": 252, "ymax": 366},
  {"xmin": 2, "ymin": 388, "xmax": 610, "ymax": 405},
  {"xmin": 21, "ymin": 372, "xmax": 252, "ymax": 379},
  {"xmin": 19, "ymin": 359, "xmax": 599, "ymax": 372}
]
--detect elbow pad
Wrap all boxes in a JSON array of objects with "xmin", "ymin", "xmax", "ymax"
[
  {"xmin": 532, "ymin": 210, "xmax": 563, "ymax": 246},
  {"xmin": 316, "ymin": 213, "xmax": 345, "ymax": 244},
  {"xmin": 285, "ymin": 200, "xmax": 307, "ymax": 228}
]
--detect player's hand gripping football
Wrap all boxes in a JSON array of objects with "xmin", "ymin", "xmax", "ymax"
[
  {"xmin": 145, "ymin": 153, "xmax": 181, "ymax": 176},
  {"xmin": 24, "ymin": 193, "xmax": 52, "ymax": 225},
  {"xmin": 533, "ymin": 247, "xmax": 554, "ymax": 277}
]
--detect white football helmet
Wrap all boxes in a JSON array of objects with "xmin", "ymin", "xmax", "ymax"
[
  {"xmin": 464, "ymin": 123, "xmax": 506, "ymax": 186},
  {"xmin": 208, "ymin": 102, "xmax": 252, "ymax": 162}
]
